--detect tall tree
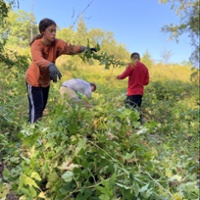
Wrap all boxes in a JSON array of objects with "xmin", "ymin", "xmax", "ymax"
[
  {"xmin": 159, "ymin": 0, "xmax": 199, "ymax": 68},
  {"xmin": 0, "ymin": 0, "xmax": 20, "ymax": 65},
  {"xmin": 142, "ymin": 50, "xmax": 154, "ymax": 68},
  {"xmin": 0, "ymin": 0, "xmax": 29, "ymax": 67},
  {"xmin": 0, "ymin": 10, "xmax": 37, "ymax": 48},
  {"xmin": 56, "ymin": 27, "xmax": 76, "ymax": 44},
  {"xmin": 0, "ymin": 0, "xmax": 20, "ymax": 25},
  {"xmin": 160, "ymin": 48, "xmax": 173, "ymax": 66},
  {"xmin": 0, "ymin": 0, "xmax": 10, "ymax": 26},
  {"xmin": 88, "ymin": 28, "xmax": 129, "ymax": 61},
  {"xmin": 75, "ymin": 16, "xmax": 88, "ymax": 45},
  {"xmin": 87, "ymin": 28, "xmax": 105, "ymax": 44}
]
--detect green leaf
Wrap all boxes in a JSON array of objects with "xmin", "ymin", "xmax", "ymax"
[
  {"xmin": 61, "ymin": 171, "xmax": 74, "ymax": 182},
  {"xmin": 31, "ymin": 171, "xmax": 41, "ymax": 181},
  {"xmin": 20, "ymin": 174, "xmax": 39, "ymax": 189},
  {"xmin": 46, "ymin": 171, "xmax": 59, "ymax": 188},
  {"xmin": 18, "ymin": 187, "xmax": 31, "ymax": 196},
  {"xmin": 96, "ymin": 43, "xmax": 101, "ymax": 51},
  {"xmin": 139, "ymin": 183, "xmax": 149, "ymax": 193},
  {"xmin": 116, "ymin": 182, "xmax": 132, "ymax": 190},
  {"xmin": 9, "ymin": 156, "xmax": 20, "ymax": 163},
  {"xmin": 99, "ymin": 194, "xmax": 110, "ymax": 200},
  {"xmin": 75, "ymin": 137, "xmax": 87, "ymax": 155},
  {"xmin": 133, "ymin": 183, "xmax": 140, "ymax": 197},
  {"xmin": 38, "ymin": 192, "xmax": 47, "ymax": 199},
  {"xmin": 29, "ymin": 186, "xmax": 37, "ymax": 197},
  {"xmin": 123, "ymin": 152, "xmax": 135, "ymax": 160},
  {"xmin": 2, "ymin": 167, "xmax": 10, "ymax": 181},
  {"xmin": 0, "ymin": 182, "xmax": 10, "ymax": 198}
]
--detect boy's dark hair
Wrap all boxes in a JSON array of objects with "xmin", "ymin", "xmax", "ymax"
[
  {"xmin": 30, "ymin": 18, "xmax": 57, "ymax": 46},
  {"xmin": 131, "ymin": 52, "xmax": 140, "ymax": 59},
  {"xmin": 90, "ymin": 83, "xmax": 96, "ymax": 91}
]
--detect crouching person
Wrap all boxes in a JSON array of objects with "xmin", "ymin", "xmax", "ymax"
[{"xmin": 60, "ymin": 78, "xmax": 96, "ymax": 108}]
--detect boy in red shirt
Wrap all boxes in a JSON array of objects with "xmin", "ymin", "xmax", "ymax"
[{"xmin": 117, "ymin": 52, "xmax": 149, "ymax": 122}]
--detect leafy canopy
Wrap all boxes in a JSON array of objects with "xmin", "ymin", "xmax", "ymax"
[{"xmin": 159, "ymin": 0, "xmax": 200, "ymax": 68}]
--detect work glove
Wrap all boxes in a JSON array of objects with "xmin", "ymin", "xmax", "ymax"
[
  {"xmin": 48, "ymin": 63, "xmax": 62, "ymax": 82},
  {"xmin": 82, "ymin": 46, "xmax": 98, "ymax": 53},
  {"xmin": 89, "ymin": 47, "xmax": 98, "ymax": 52}
]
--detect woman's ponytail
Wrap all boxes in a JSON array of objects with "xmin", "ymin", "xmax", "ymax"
[{"xmin": 29, "ymin": 34, "xmax": 43, "ymax": 46}]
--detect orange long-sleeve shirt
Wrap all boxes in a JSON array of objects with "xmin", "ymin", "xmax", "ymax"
[{"xmin": 25, "ymin": 38, "xmax": 84, "ymax": 87}]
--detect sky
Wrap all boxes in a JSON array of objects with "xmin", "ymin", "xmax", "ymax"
[{"xmin": 14, "ymin": 0, "xmax": 193, "ymax": 64}]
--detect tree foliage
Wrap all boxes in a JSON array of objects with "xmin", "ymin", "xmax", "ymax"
[
  {"xmin": 0, "ymin": 0, "xmax": 30, "ymax": 66},
  {"xmin": 56, "ymin": 18, "xmax": 130, "ymax": 69},
  {"xmin": 75, "ymin": 16, "xmax": 88, "ymax": 45},
  {"xmin": 56, "ymin": 27, "xmax": 76, "ymax": 44},
  {"xmin": 80, "ymin": 41, "xmax": 126, "ymax": 69},
  {"xmin": 0, "ymin": 0, "xmax": 20, "ymax": 26},
  {"xmin": 141, "ymin": 50, "xmax": 154, "ymax": 68},
  {"xmin": 0, "ymin": 0, "xmax": 10, "ymax": 26},
  {"xmin": 159, "ymin": 0, "xmax": 199, "ymax": 68},
  {"xmin": 0, "ymin": 10, "xmax": 37, "ymax": 47}
]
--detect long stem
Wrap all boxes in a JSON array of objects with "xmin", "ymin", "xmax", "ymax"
[{"xmin": 144, "ymin": 171, "xmax": 175, "ymax": 200}]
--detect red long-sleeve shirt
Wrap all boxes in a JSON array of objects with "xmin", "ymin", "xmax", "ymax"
[{"xmin": 117, "ymin": 61, "xmax": 149, "ymax": 95}]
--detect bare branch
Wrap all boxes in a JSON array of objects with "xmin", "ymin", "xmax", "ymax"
[{"xmin": 71, "ymin": 0, "xmax": 95, "ymax": 28}]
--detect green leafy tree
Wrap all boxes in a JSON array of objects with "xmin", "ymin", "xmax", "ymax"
[
  {"xmin": 114, "ymin": 43, "xmax": 130, "ymax": 61},
  {"xmin": 0, "ymin": 0, "xmax": 31, "ymax": 65},
  {"xmin": 0, "ymin": 10, "xmax": 37, "ymax": 48},
  {"xmin": 87, "ymin": 28, "xmax": 105, "ymax": 44},
  {"xmin": 159, "ymin": 0, "xmax": 199, "ymax": 69},
  {"xmin": 88, "ymin": 28, "xmax": 129, "ymax": 61},
  {"xmin": 0, "ymin": 0, "xmax": 20, "ymax": 26},
  {"xmin": 0, "ymin": 0, "xmax": 10, "ymax": 26},
  {"xmin": 0, "ymin": 0, "xmax": 13, "ymax": 64},
  {"xmin": 141, "ymin": 50, "xmax": 154, "ymax": 68},
  {"xmin": 56, "ymin": 27, "xmax": 76, "ymax": 44},
  {"xmin": 75, "ymin": 16, "xmax": 88, "ymax": 45}
]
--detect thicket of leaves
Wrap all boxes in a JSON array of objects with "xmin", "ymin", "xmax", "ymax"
[
  {"xmin": 0, "ymin": 1, "xmax": 199, "ymax": 199},
  {"xmin": 0, "ymin": 55, "xmax": 199, "ymax": 200},
  {"xmin": 159, "ymin": 0, "xmax": 200, "ymax": 81}
]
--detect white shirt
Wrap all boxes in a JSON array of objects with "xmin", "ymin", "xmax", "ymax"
[{"xmin": 62, "ymin": 78, "xmax": 92, "ymax": 98}]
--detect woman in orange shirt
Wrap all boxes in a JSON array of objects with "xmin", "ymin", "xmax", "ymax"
[{"xmin": 26, "ymin": 18, "xmax": 96, "ymax": 123}]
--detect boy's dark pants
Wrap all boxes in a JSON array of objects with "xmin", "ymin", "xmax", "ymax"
[{"xmin": 124, "ymin": 95, "xmax": 143, "ymax": 123}]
